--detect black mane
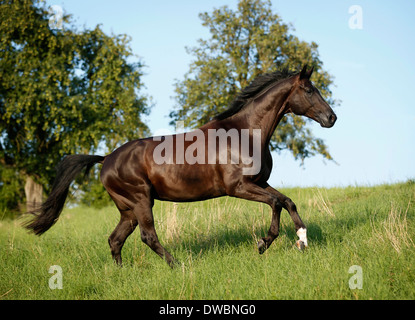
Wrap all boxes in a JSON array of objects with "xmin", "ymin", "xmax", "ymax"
[{"xmin": 214, "ymin": 69, "xmax": 297, "ymax": 121}]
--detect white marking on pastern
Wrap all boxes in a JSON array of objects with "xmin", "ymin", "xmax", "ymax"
[{"xmin": 296, "ymin": 227, "xmax": 308, "ymax": 247}]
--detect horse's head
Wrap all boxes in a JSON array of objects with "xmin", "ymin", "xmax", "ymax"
[{"xmin": 285, "ymin": 65, "xmax": 337, "ymax": 128}]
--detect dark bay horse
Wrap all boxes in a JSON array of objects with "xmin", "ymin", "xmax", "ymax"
[{"xmin": 25, "ymin": 65, "xmax": 337, "ymax": 267}]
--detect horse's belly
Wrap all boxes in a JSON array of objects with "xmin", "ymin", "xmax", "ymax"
[{"xmin": 149, "ymin": 164, "xmax": 225, "ymax": 202}]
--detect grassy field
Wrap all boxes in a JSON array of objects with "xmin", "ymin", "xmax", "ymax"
[{"xmin": 1, "ymin": 182, "xmax": 414, "ymax": 300}]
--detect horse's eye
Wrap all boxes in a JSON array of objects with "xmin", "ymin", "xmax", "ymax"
[{"xmin": 305, "ymin": 87, "xmax": 313, "ymax": 94}]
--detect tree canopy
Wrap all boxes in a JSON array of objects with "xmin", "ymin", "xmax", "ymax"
[
  {"xmin": 0, "ymin": 0, "xmax": 151, "ymax": 213},
  {"xmin": 171, "ymin": 0, "xmax": 338, "ymax": 162}
]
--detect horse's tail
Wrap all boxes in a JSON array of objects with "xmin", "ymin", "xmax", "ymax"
[{"xmin": 24, "ymin": 155, "xmax": 105, "ymax": 235}]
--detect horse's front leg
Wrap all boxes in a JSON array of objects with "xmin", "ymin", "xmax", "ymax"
[
  {"xmin": 265, "ymin": 185, "xmax": 308, "ymax": 250},
  {"xmin": 257, "ymin": 202, "xmax": 282, "ymax": 254},
  {"xmin": 229, "ymin": 181, "xmax": 282, "ymax": 253}
]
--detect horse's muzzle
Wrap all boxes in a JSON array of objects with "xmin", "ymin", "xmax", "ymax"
[{"xmin": 320, "ymin": 112, "xmax": 337, "ymax": 128}]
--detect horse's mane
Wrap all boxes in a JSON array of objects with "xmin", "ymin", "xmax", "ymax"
[{"xmin": 214, "ymin": 68, "xmax": 297, "ymax": 121}]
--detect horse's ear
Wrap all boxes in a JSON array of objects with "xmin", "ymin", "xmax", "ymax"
[
  {"xmin": 307, "ymin": 66, "xmax": 314, "ymax": 78},
  {"xmin": 299, "ymin": 65, "xmax": 308, "ymax": 80}
]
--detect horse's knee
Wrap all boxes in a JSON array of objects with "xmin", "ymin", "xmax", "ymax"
[
  {"xmin": 284, "ymin": 197, "xmax": 297, "ymax": 212},
  {"xmin": 271, "ymin": 198, "xmax": 283, "ymax": 212}
]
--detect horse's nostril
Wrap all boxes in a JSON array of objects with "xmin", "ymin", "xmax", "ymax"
[{"xmin": 329, "ymin": 114, "xmax": 337, "ymax": 124}]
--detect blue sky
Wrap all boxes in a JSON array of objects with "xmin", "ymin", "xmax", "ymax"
[{"xmin": 46, "ymin": 0, "xmax": 415, "ymax": 187}]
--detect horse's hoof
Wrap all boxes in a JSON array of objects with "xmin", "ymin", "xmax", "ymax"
[
  {"xmin": 296, "ymin": 240, "xmax": 305, "ymax": 251},
  {"xmin": 257, "ymin": 239, "xmax": 267, "ymax": 254},
  {"xmin": 168, "ymin": 259, "xmax": 181, "ymax": 269}
]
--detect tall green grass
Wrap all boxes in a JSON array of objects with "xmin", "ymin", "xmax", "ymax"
[{"xmin": 1, "ymin": 182, "xmax": 414, "ymax": 300}]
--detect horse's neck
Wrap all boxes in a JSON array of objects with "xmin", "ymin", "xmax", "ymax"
[{"xmin": 234, "ymin": 78, "xmax": 294, "ymax": 147}]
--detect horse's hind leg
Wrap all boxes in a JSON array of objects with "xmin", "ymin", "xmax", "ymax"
[
  {"xmin": 133, "ymin": 203, "xmax": 177, "ymax": 268},
  {"xmin": 108, "ymin": 209, "xmax": 138, "ymax": 266}
]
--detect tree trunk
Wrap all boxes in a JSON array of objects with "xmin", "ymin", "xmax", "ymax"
[{"xmin": 25, "ymin": 176, "xmax": 43, "ymax": 212}]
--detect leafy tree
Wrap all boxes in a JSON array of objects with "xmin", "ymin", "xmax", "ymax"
[
  {"xmin": 171, "ymin": 0, "xmax": 338, "ymax": 162},
  {"xmin": 0, "ymin": 165, "xmax": 26, "ymax": 218},
  {"xmin": 0, "ymin": 0, "xmax": 151, "ymax": 213}
]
